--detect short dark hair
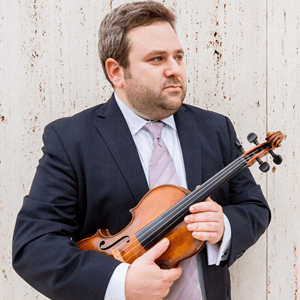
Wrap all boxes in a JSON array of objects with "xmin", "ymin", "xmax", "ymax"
[{"xmin": 98, "ymin": 1, "xmax": 176, "ymax": 85}]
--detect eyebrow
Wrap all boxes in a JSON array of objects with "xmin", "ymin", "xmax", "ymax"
[{"xmin": 145, "ymin": 49, "xmax": 185, "ymax": 58}]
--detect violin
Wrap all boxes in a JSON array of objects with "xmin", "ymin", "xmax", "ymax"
[{"xmin": 77, "ymin": 131, "xmax": 284, "ymax": 269}]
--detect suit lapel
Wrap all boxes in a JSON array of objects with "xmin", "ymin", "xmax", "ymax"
[
  {"xmin": 174, "ymin": 105, "xmax": 203, "ymax": 191},
  {"xmin": 94, "ymin": 96, "xmax": 203, "ymax": 201},
  {"xmin": 95, "ymin": 95, "xmax": 149, "ymax": 204}
]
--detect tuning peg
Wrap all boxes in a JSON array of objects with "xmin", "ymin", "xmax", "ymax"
[
  {"xmin": 256, "ymin": 157, "xmax": 270, "ymax": 172},
  {"xmin": 247, "ymin": 132, "xmax": 259, "ymax": 145},
  {"xmin": 269, "ymin": 150, "xmax": 283, "ymax": 165},
  {"xmin": 235, "ymin": 140, "xmax": 245, "ymax": 154},
  {"xmin": 259, "ymin": 161, "xmax": 270, "ymax": 172},
  {"xmin": 247, "ymin": 132, "xmax": 270, "ymax": 171}
]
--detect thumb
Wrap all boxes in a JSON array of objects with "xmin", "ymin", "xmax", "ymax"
[
  {"xmin": 143, "ymin": 238, "xmax": 170, "ymax": 262},
  {"xmin": 205, "ymin": 197, "xmax": 213, "ymax": 202}
]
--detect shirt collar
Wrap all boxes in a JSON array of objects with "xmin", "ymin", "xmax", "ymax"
[{"xmin": 114, "ymin": 92, "xmax": 177, "ymax": 135}]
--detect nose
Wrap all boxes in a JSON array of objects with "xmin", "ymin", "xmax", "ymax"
[{"xmin": 164, "ymin": 57, "xmax": 185, "ymax": 78}]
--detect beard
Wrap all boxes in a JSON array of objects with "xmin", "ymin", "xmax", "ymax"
[{"xmin": 123, "ymin": 71, "xmax": 187, "ymax": 120}]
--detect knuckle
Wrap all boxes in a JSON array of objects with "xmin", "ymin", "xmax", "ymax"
[
  {"xmin": 188, "ymin": 214, "xmax": 194, "ymax": 222},
  {"xmin": 209, "ymin": 233, "xmax": 215, "ymax": 240},
  {"xmin": 204, "ymin": 213, "xmax": 210, "ymax": 221},
  {"xmin": 208, "ymin": 212, "xmax": 215, "ymax": 219},
  {"xmin": 192, "ymin": 223, "xmax": 199, "ymax": 232},
  {"xmin": 193, "ymin": 232, "xmax": 201, "ymax": 240},
  {"xmin": 162, "ymin": 271, "xmax": 173, "ymax": 283}
]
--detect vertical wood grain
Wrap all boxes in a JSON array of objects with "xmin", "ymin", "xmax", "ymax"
[
  {"xmin": 0, "ymin": 0, "xmax": 299, "ymax": 299},
  {"xmin": 267, "ymin": 0, "xmax": 300, "ymax": 299}
]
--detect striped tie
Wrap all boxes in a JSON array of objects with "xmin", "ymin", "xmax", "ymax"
[
  {"xmin": 164, "ymin": 258, "xmax": 202, "ymax": 300},
  {"xmin": 144, "ymin": 121, "xmax": 202, "ymax": 300},
  {"xmin": 144, "ymin": 121, "xmax": 179, "ymax": 188}
]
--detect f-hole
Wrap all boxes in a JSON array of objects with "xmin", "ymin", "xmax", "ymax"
[{"xmin": 99, "ymin": 236, "xmax": 130, "ymax": 250}]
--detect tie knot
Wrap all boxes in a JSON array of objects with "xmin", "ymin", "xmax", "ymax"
[{"xmin": 144, "ymin": 122, "xmax": 164, "ymax": 141}]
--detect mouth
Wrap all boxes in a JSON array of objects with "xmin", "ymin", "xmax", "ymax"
[{"xmin": 163, "ymin": 85, "xmax": 182, "ymax": 90}]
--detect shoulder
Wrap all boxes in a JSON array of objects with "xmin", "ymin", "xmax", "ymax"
[
  {"xmin": 181, "ymin": 102, "xmax": 226, "ymax": 118},
  {"xmin": 180, "ymin": 103, "xmax": 232, "ymax": 131},
  {"xmin": 46, "ymin": 104, "xmax": 103, "ymax": 133},
  {"xmin": 177, "ymin": 103, "xmax": 238, "ymax": 159},
  {"xmin": 45, "ymin": 94, "xmax": 117, "ymax": 133},
  {"xmin": 39, "ymin": 104, "xmax": 106, "ymax": 157}
]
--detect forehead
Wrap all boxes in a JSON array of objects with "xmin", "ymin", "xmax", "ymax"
[{"xmin": 127, "ymin": 21, "xmax": 183, "ymax": 58}]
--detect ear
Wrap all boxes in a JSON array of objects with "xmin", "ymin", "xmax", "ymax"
[{"xmin": 105, "ymin": 58, "xmax": 124, "ymax": 88}]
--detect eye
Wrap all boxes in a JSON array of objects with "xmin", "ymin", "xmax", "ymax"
[
  {"xmin": 151, "ymin": 56, "xmax": 163, "ymax": 62},
  {"xmin": 175, "ymin": 55, "xmax": 183, "ymax": 61}
]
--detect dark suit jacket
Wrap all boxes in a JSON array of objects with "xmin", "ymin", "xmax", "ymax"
[{"xmin": 12, "ymin": 94, "xmax": 270, "ymax": 300}]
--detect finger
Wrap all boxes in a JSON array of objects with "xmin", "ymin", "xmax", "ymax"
[
  {"xmin": 143, "ymin": 238, "xmax": 170, "ymax": 262},
  {"xmin": 191, "ymin": 231, "xmax": 217, "ymax": 243},
  {"xmin": 187, "ymin": 221, "xmax": 219, "ymax": 232},
  {"xmin": 205, "ymin": 197, "xmax": 213, "ymax": 202},
  {"xmin": 162, "ymin": 265, "xmax": 182, "ymax": 281},
  {"xmin": 186, "ymin": 211, "xmax": 222, "ymax": 224},
  {"xmin": 189, "ymin": 199, "xmax": 219, "ymax": 214}
]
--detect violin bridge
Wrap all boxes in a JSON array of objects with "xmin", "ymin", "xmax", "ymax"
[{"xmin": 111, "ymin": 249, "xmax": 126, "ymax": 263}]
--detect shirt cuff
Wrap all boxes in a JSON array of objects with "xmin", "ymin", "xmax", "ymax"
[
  {"xmin": 206, "ymin": 213, "xmax": 231, "ymax": 266},
  {"xmin": 104, "ymin": 263, "xmax": 130, "ymax": 300}
]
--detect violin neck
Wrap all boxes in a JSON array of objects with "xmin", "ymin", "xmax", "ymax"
[
  {"xmin": 187, "ymin": 156, "xmax": 248, "ymax": 206},
  {"xmin": 136, "ymin": 156, "xmax": 248, "ymax": 250}
]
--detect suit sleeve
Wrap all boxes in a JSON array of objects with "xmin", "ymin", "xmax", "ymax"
[
  {"xmin": 222, "ymin": 117, "xmax": 271, "ymax": 267},
  {"xmin": 12, "ymin": 124, "xmax": 121, "ymax": 300}
]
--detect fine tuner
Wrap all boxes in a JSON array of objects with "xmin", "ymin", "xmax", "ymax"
[{"xmin": 235, "ymin": 131, "xmax": 283, "ymax": 173}]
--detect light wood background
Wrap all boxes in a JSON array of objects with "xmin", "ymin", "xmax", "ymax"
[{"xmin": 0, "ymin": 0, "xmax": 299, "ymax": 299}]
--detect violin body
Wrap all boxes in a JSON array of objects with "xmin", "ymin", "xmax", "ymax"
[
  {"xmin": 77, "ymin": 184, "xmax": 205, "ymax": 269},
  {"xmin": 77, "ymin": 131, "xmax": 284, "ymax": 268}
]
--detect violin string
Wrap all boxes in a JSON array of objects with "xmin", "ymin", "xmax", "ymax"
[
  {"xmin": 114, "ymin": 149, "xmax": 261, "ymax": 261},
  {"xmin": 120, "ymin": 155, "xmax": 248, "ymax": 261},
  {"xmin": 120, "ymin": 149, "xmax": 261, "ymax": 261},
  {"xmin": 121, "ymin": 150, "xmax": 261, "ymax": 261},
  {"xmin": 123, "ymin": 157, "xmax": 247, "ymax": 259}
]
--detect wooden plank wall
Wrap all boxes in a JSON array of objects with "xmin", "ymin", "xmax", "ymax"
[{"xmin": 0, "ymin": 0, "xmax": 299, "ymax": 299}]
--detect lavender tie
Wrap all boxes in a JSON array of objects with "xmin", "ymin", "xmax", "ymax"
[
  {"xmin": 144, "ymin": 121, "xmax": 202, "ymax": 300},
  {"xmin": 144, "ymin": 121, "xmax": 179, "ymax": 188}
]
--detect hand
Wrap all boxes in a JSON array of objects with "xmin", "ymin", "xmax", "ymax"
[
  {"xmin": 125, "ymin": 238, "xmax": 182, "ymax": 300},
  {"xmin": 184, "ymin": 197, "xmax": 224, "ymax": 244}
]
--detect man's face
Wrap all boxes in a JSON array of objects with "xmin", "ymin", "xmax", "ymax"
[{"xmin": 120, "ymin": 21, "xmax": 187, "ymax": 120}]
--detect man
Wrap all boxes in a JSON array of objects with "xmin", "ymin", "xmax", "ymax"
[{"xmin": 12, "ymin": 1, "xmax": 270, "ymax": 300}]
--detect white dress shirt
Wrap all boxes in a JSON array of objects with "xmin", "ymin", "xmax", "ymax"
[{"xmin": 104, "ymin": 92, "xmax": 231, "ymax": 300}]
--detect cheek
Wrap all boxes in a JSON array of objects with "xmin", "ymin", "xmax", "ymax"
[
  {"xmin": 127, "ymin": 66, "xmax": 165, "ymax": 92},
  {"xmin": 138, "ymin": 76, "xmax": 162, "ymax": 92},
  {"xmin": 138, "ymin": 65, "xmax": 164, "ymax": 81},
  {"xmin": 181, "ymin": 66, "xmax": 187, "ymax": 81}
]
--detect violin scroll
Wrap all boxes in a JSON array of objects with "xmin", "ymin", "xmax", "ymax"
[
  {"xmin": 238, "ymin": 130, "xmax": 284, "ymax": 171},
  {"xmin": 266, "ymin": 131, "xmax": 284, "ymax": 148},
  {"xmin": 265, "ymin": 131, "xmax": 284, "ymax": 165}
]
